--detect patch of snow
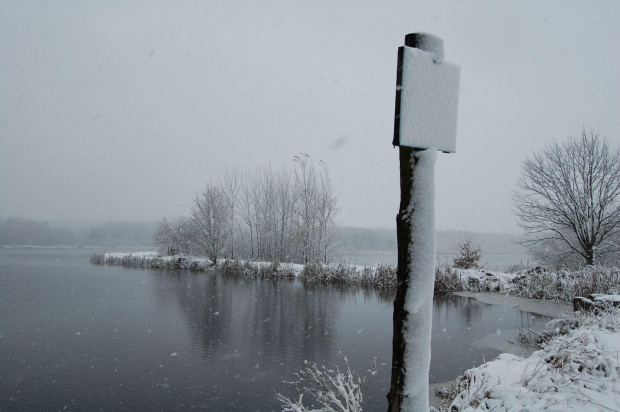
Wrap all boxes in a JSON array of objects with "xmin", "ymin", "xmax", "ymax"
[
  {"xmin": 412, "ymin": 33, "xmax": 445, "ymax": 63},
  {"xmin": 593, "ymin": 294, "xmax": 620, "ymax": 302}
]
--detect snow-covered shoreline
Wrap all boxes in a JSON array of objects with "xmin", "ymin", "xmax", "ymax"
[
  {"xmin": 90, "ymin": 251, "xmax": 397, "ymax": 288},
  {"xmin": 438, "ymin": 281, "xmax": 620, "ymax": 410},
  {"xmin": 438, "ymin": 304, "xmax": 620, "ymax": 411},
  {"xmin": 91, "ymin": 252, "xmax": 620, "ymax": 301}
]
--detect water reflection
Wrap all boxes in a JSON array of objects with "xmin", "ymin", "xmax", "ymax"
[
  {"xmin": 0, "ymin": 250, "xmax": 553, "ymax": 411},
  {"xmin": 430, "ymin": 293, "xmax": 547, "ymax": 384},
  {"xmin": 146, "ymin": 271, "xmax": 550, "ymax": 410},
  {"xmin": 152, "ymin": 273, "xmax": 336, "ymax": 361}
]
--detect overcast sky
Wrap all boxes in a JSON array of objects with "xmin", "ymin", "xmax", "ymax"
[{"xmin": 1, "ymin": 1, "xmax": 618, "ymax": 233}]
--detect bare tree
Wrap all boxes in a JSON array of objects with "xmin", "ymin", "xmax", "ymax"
[
  {"xmin": 153, "ymin": 216, "xmax": 193, "ymax": 256},
  {"xmin": 316, "ymin": 160, "xmax": 339, "ymax": 263},
  {"xmin": 512, "ymin": 129, "xmax": 620, "ymax": 266},
  {"xmin": 153, "ymin": 217, "xmax": 175, "ymax": 256},
  {"xmin": 222, "ymin": 166, "xmax": 241, "ymax": 259},
  {"xmin": 157, "ymin": 157, "xmax": 339, "ymax": 265},
  {"xmin": 239, "ymin": 169, "xmax": 256, "ymax": 258},
  {"xmin": 240, "ymin": 168, "xmax": 263, "ymax": 259},
  {"xmin": 171, "ymin": 216, "xmax": 195, "ymax": 255},
  {"xmin": 290, "ymin": 155, "xmax": 339, "ymax": 264},
  {"xmin": 259, "ymin": 164, "xmax": 278, "ymax": 260},
  {"xmin": 190, "ymin": 183, "xmax": 230, "ymax": 264},
  {"xmin": 275, "ymin": 165, "xmax": 294, "ymax": 262},
  {"xmin": 526, "ymin": 233, "xmax": 585, "ymax": 268},
  {"xmin": 293, "ymin": 154, "xmax": 318, "ymax": 263}
]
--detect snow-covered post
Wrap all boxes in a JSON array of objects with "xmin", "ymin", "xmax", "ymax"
[{"xmin": 387, "ymin": 33, "xmax": 460, "ymax": 412}]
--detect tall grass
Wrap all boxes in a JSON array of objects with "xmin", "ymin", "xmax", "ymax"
[
  {"xmin": 90, "ymin": 252, "xmax": 208, "ymax": 271},
  {"xmin": 509, "ymin": 266, "xmax": 620, "ymax": 301},
  {"xmin": 300, "ymin": 263, "xmax": 396, "ymax": 289},
  {"xmin": 220, "ymin": 259, "xmax": 297, "ymax": 279}
]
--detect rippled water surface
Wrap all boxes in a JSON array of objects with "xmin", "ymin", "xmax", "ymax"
[{"xmin": 0, "ymin": 249, "xmax": 550, "ymax": 411}]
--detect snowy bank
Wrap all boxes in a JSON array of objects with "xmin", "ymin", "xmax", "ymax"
[
  {"xmin": 91, "ymin": 252, "xmax": 620, "ymax": 299},
  {"xmin": 90, "ymin": 251, "xmax": 212, "ymax": 271},
  {"xmin": 439, "ymin": 304, "xmax": 620, "ymax": 411},
  {"xmin": 443, "ymin": 265, "xmax": 620, "ymax": 302},
  {"xmin": 90, "ymin": 252, "xmax": 397, "ymax": 288}
]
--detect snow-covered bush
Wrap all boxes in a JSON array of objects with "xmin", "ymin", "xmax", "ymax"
[
  {"xmin": 442, "ymin": 305, "xmax": 620, "ymax": 411},
  {"xmin": 221, "ymin": 259, "xmax": 297, "ymax": 279},
  {"xmin": 373, "ymin": 264, "xmax": 396, "ymax": 288},
  {"xmin": 90, "ymin": 251, "xmax": 105, "ymax": 264},
  {"xmin": 452, "ymin": 235, "xmax": 482, "ymax": 269},
  {"xmin": 510, "ymin": 266, "xmax": 620, "ymax": 301},
  {"xmin": 434, "ymin": 264, "xmax": 464, "ymax": 292},
  {"xmin": 275, "ymin": 358, "xmax": 378, "ymax": 412},
  {"xmin": 90, "ymin": 252, "xmax": 209, "ymax": 271},
  {"xmin": 508, "ymin": 266, "xmax": 563, "ymax": 299}
]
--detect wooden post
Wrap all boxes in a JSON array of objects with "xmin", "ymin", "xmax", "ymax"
[
  {"xmin": 387, "ymin": 144, "xmax": 416, "ymax": 412},
  {"xmin": 387, "ymin": 33, "xmax": 459, "ymax": 412}
]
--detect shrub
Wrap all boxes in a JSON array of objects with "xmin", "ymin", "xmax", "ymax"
[
  {"xmin": 275, "ymin": 357, "xmax": 378, "ymax": 412},
  {"xmin": 90, "ymin": 251, "xmax": 105, "ymax": 264},
  {"xmin": 300, "ymin": 263, "xmax": 397, "ymax": 289},
  {"xmin": 453, "ymin": 235, "xmax": 482, "ymax": 269},
  {"xmin": 434, "ymin": 264, "xmax": 464, "ymax": 292}
]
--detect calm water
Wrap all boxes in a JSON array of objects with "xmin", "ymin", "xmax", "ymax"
[{"xmin": 0, "ymin": 249, "xmax": 550, "ymax": 411}]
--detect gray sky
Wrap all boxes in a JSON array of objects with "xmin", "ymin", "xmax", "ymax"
[{"xmin": 1, "ymin": 1, "xmax": 619, "ymax": 233}]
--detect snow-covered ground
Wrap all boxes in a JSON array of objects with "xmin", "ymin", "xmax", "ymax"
[{"xmin": 441, "ymin": 304, "xmax": 620, "ymax": 411}]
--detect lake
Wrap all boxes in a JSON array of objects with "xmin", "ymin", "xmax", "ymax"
[{"xmin": 0, "ymin": 249, "xmax": 551, "ymax": 411}]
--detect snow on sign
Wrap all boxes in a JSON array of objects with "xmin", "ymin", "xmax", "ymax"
[{"xmin": 393, "ymin": 40, "xmax": 461, "ymax": 153}]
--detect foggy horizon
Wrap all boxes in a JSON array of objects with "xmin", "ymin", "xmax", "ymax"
[
  {"xmin": 2, "ymin": 1, "xmax": 619, "ymax": 235},
  {"xmin": 0, "ymin": 215, "xmax": 533, "ymax": 241}
]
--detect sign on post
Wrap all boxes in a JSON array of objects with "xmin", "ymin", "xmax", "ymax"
[{"xmin": 393, "ymin": 34, "xmax": 460, "ymax": 153}]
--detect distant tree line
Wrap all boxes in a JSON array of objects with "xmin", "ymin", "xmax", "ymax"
[
  {"xmin": 0, "ymin": 217, "xmax": 77, "ymax": 246},
  {"xmin": 85, "ymin": 221, "xmax": 156, "ymax": 247},
  {"xmin": 339, "ymin": 227, "xmax": 526, "ymax": 257},
  {"xmin": 1, "ymin": 215, "xmax": 530, "ymax": 264},
  {"xmin": 338, "ymin": 226, "xmax": 397, "ymax": 251},
  {"xmin": 153, "ymin": 155, "xmax": 339, "ymax": 264},
  {"xmin": 0, "ymin": 217, "xmax": 155, "ymax": 247}
]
